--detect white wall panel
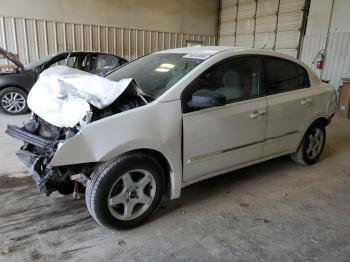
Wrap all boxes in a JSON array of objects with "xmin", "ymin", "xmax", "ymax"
[
  {"xmin": 221, "ymin": 5, "xmax": 237, "ymax": 21},
  {"xmin": 256, "ymin": 0, "xmax": 278, "ymax": 16},
  {"xmin": 279, "ymin": 0, "xmax": 305, "ymax": 13},
  {"xmin": 278, "ymin": 12, "xmax": 303, "ymax": 31},
  {"xmin": 220, "ymin": 21, "xmax": 236, "ymax": 36},
  {"xmin": 0, "ymin": 0, "xmax": 217, "ymax": 36},
  {"xmin": 300, "ymin": 0, "xmax": 350, "ymax": 89},
  {"xmin": 222, "ymin": 0, "xmax": 238, "ymax": 7},
  {"xmin": 219, "ymin": 35, "xmax": 235, "ymax": 45},
  {"xmin": 237, "ymin": 18, "xmax": 255, "ymax": 34},
  {"xmin": 301, "ymin": 32, "xmax": 350, "ymax": 88},
  {"xmin": 255, "ymin": 15, "xmax": 277, "ymax": 33},
  {"xmin": 0, "ymin": 15, "xmax": 215, "ymax": 69},
  {"xmin": 275, "ymin": 30, "xmax": 300, "ymax": 49},
  {"xmin": 236, "ymin": 34, "xmax": 254, "ymax": 47},
  {"xmin": 219, "ymin": 0, "xmax": 306, "ymax": 57},
  {"xmin": 237, "ymin": 1, "xmax": 256, "ymax": 19},
  {"xmin": 300, "ymin": 34, "xmax": 327, "ymax": 68},
  {"xmin": 323, "ymin": 33, "xmax": 350, "ymax": 86},
  {"xmin": 254, "ymin": 32, "xmax": 275, "ymax": 48},
  {"xmin": 275, "ymin": 48, "xmax": 297, "ymax": 57}
]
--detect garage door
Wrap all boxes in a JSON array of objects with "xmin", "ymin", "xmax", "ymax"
[{"xmin": 218, "ymin": 0, "xmax": 307, "ymax": 58}]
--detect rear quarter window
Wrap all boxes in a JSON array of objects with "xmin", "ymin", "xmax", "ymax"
[{"xmin": 263, "ymin": 57, "xmax": 309, "ymax": 94}]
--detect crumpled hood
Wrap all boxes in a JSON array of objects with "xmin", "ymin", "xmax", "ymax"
[{"xmin": 27, "ymin": 66, "xmax": 133, "ymax": 128}]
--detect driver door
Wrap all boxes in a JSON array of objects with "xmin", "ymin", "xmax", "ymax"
[{"xmin": 182, "ymin": 56, "xmax": 267, "ymax": 182}]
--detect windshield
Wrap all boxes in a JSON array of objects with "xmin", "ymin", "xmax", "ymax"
[
  {"xmin": 24, "ymin": 54, "xmax": 55, "ymax": 69},
  {"xmin": 106, "ymin": 53, "xmax": 205, "ymax": 100}
]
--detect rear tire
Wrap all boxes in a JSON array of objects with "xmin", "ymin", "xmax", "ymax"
[
  {"xmin": 290, "ymin": 122, "xmax": 326, "ymax": 165},
  {"xmin": 85, "ymin": 153, "xmax": 165, "ymax": 230},
  {"xmin": 0, "ymin": 87, "xmax": 29, "ymax": 115}
]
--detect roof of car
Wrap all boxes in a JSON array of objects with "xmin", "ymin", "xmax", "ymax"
[
  {"xmin": 56, "ymin": 51, "xmax": 115, "ymax": 56},
  {"xmin": 50, "ymin": 51, "xmax": 127, "ymax": 61},
  {"xmin": 158, "ymin": 46, "xmax": 248, "ymax": 55},
  {"xmin": 157, "ymin": 46, "xmax": 305, "ymax": 65}
]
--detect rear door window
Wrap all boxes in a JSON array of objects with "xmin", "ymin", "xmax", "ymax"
[
  {"xmin": 263, "ymin": 57, "xmax": 309, "ymax": 94},
  {"xmin": 90, "ymin": 54, "xmax": 120, "ymax": 75},
  {"xmin": 66, "ymin": 55, "xmax": 78, "ymax": 68}
]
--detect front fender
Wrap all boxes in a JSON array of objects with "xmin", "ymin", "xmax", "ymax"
[
  {"xmin": 0, "ymin": 71, "xmax": 35, "ymax": 91},
  {"xmin": 50, "ymin": 100, "xmax": 183, "ymax": 175}
]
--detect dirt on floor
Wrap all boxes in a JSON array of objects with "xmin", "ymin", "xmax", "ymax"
[{"xmin": 0, "ymin": 113, "xmax": 350, "ymax": 262}]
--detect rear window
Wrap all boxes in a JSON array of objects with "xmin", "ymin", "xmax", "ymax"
[{"xmin": 263, "ymin": 57, "xmax": 309, "ymax": 94}]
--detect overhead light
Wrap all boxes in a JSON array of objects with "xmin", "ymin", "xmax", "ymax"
[
  {"xmin": 160, "ymin": 63, "xmax": 175, "ymax": 69},
  {"xmin": 155, "ymin": 63, "xmax": 175, "ymax": 72},
  {"xmin": 155, "ymin": 68, "xmax": 170, "ymax": 72}
]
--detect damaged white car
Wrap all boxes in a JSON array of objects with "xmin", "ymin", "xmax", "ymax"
[{"xmin": 6, "ymin": 47, "xmax": 336, "ymax": 230}]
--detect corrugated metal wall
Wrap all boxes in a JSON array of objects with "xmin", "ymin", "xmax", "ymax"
[
  {"xmin": 299, "ymin": 0, "xmax": 350, "ymax": 90},
  {"xmin": 219, "ymin": 0, "xmax": 306, "ymax": 57},
  {"xmin": 0, "ymin": 15, "xmax": 216, "ymax": 67},
  {"xmin": 301, "ymin": 32, "xmax": 350, "ymax": 88}
]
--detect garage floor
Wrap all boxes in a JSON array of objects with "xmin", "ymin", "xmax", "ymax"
[{"xmin": 1, "ymin": 113, "xmax": 350, "ymax": 262}]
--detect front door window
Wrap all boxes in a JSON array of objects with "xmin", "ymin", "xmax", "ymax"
[{"xmin": 182, "ymin": 57, "xmax": 260, "ymax": 113}]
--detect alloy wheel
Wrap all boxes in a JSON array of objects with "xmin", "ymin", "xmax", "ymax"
[
  {"xmin": 1, "ymin": 91, "xmax": 26, "ymax": 113},
  {"xmin": 306, "ymin": 127, "xmax": 324, "ymax": 159},
  {"xmin": 108, "ymin": 169, "xmax": 156, "ymax": 221}
]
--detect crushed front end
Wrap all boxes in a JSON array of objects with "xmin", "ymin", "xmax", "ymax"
[
  {"xmin": 6, "ymin": 115, "xmax": 94, "ymax": 195},
  {"xmin": 5, "ymin": 66, "xmax": 148, "ymax": 196}
]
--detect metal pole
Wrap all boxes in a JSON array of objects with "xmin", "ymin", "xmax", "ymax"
[
  {"xmin": 273, "ymin": 0, "xmax": 281, "ymax": 51},
  {"xmin": 215, "ymin": 0, "xmax": 221, "ymax": 45},
  {"xmin": 320, "ymin": 0, "xmax": 335, "ymax": 79},
  {"xmin": 252, "ymin": 0, "xmax": 258, "ymax": 48},
  {"xmin": 297, "ymin": 0, "xmax": 311, "ymax": 59},
  {"xmin": 234, "ymin": 0, "xmax": 240, "ymax": 47}
]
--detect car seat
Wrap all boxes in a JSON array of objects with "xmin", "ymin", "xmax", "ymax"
[{"xmin": 215, "ymin": 70, "xmax": 243, "ymax": 100}]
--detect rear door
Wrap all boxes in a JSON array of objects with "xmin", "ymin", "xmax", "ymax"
[
  {"xmin": 182, "ymin": 56, "xmax": 267, "ymax": 182},
  {"xmin": 262, "ymin": 56, "xmax": 315, "ymax": 157}
]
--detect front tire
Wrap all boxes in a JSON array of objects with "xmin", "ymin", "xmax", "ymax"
[
  {"xmin": 85, "ymin": 153, "xmax": 165, "ymax": 230},
  {"xmin": 0, "ymin": 87, "xmax": 29, "ymax": 115},
  {"xmin": 290, "ymin": 122, "xmax": 326, "ymax": 165}
]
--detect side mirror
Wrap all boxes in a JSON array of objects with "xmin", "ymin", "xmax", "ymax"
[{"xmin": 187, "ymin": 89, "xmax": 226, "ymax": 109}]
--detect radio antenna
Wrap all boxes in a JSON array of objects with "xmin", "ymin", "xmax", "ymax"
[{"xmin": 262, "ymin": 32, "xmax": 268, "ymax": 49}]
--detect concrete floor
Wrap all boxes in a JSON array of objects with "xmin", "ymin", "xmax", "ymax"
[{"xmin": 1, "ymin": 112, "xmax": 350, "ymax": 262}]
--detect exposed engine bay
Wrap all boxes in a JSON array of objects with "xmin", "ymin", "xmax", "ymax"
[{"xmin": 6, "ymin": 67, "xmax": 147, "ymax": 195}]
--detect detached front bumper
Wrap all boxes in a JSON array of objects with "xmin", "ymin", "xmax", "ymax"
[
  {"xmin": 6, "ymin": 125, "xmax": 56, "ymax": 149},
  {"xmin": 6, "ymin": 124, "xmax": 60, "ymax": 194}
]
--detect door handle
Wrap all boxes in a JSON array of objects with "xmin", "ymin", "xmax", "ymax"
[
  {"xmin": 250, "ymin": 110, "xmax": 266, "ymax": 119},
  {"xmin": 301, "ymin": 98, "xmax": 312, "ymax": 105}
]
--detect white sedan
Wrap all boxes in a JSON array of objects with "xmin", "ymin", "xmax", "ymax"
[{"xmin": 7, "ymin": 47, "xmax": 336, "ymax": 230}]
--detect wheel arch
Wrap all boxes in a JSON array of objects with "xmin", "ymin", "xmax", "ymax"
[
  {"xmin": 295, "ymin": 116, "xmax": 329, "ymax": 152},
  {"xmin": 312, "ymin": 116, "xmax": 329, "ymax": 127},
  {"xmin": 0, "ymin": 84, "xmax": 28, "ymax": 94},
  {"xmin": 118, "ymin": 148, "xmax": 181, "ymax": 200}
]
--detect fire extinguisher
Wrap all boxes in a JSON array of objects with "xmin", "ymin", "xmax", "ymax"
[{"xmin": 313, "ymin": 50, "xmax": 326, "ymax": 70}]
